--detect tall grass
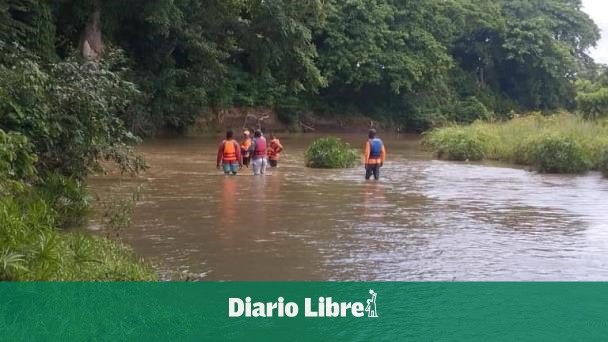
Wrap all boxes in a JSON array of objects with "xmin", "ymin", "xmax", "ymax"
[
  {"xmin": 423, "ymin": 112, "xmax": 608, "ymax": 175},
  {"xmin": 0, "ymin": 196, "xmax": 156, "ymax": 281}
]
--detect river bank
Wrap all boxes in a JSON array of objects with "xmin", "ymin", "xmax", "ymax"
[
  {"xmin": 424, "ymin": 113, "xmax": 608, "ymax": 176},
  {"xmin": 183, "ymin": 107, "xmax": 393, "ymax": 136}
]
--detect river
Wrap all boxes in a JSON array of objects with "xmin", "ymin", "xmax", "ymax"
[{"xmin": 88, "ymin": 134, "xmax": 608, "ymax": 281}]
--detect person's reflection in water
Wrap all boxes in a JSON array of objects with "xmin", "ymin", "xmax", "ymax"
[
  {"xmin": 362, "ymin": 182, "xmax": 387, "ymax": 221},
  {"xmin": 219, "ymin": 176, "xmax": 238, "ymax": 233},
  {"xmin": 265, "ymin": 173, "xmax": 282, "ymax": 226},
  {"xmin": 248, "ymin": 176, "xmax": 268, "ymax": 231}
]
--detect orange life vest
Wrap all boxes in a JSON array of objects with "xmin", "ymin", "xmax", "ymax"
[
  {"xmin": 222, "ymin": 140, "xmax": 238, "ymax": 162},
  {"xmin": 241, "ymin": 138, "xmax": 252, "ymax": 157},
  {"xmin": 267, "ymin": 138, "xmax": 283, "ymax": 160},
  {"xmin": 241, "ymin": 138, "xmax": 252, "ymax": 151}
]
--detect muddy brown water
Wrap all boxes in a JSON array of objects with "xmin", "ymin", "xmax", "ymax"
[{"xmin": 88, "ymin": 134, "xmax": 608, "ymax": 281}]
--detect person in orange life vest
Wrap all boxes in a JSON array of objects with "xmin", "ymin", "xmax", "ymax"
[
  {"xmin": 240, "ymin": 130, "xmax": 253, "ymax": 168},
  {"xmin": 364, "ymin": 128, "xmax": 386, "ymax": 180},
  {"xmin": 267, "ymin": 134, "xmax": 284, "ymax": 168},
  {"xmin": 248, "ymin": 130, "xmax": 268, "ymax": 175},
  {"xmin": 216, "ymin": 129, "xmax": 243, "ymax": 175}
]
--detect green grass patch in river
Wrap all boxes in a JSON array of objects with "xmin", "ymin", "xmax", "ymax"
[{"xmin": 305, "ymin": 137, "xmax": 360, "ymax": 169}]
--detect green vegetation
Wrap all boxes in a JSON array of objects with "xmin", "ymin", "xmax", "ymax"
[
  {"xmin": 577, "ymin": 88, "xmax": 608, "ymax": 119},
  {"xmin": 0, "ymin": 197, "xmax": 155, "ymax": 281},
  {"xmin": 519, "ymin": 135, "xmax": 590, "ymax": 174},
  {"xmin": 0, "ymin": 43, "xmax": 147, "ymax": 178},
  {"xmin": 424, "ymin": 114, "xmax": 608, "ymax": 175},
  {"xmin": 600, "ymin": 152, "xmax": 608, "ymax": 177},
  {"xmin": 576, "ymin": 68, "xmax": 608, "ymax": 119},
  {"xmin": 0, "ymin": 34, "xmax": 154, "ymax": 280},
  {"xmin": 36, "ymin": 173, "xmax": 91, "ymax": 228},
  {"xmin": 0, "ymin": 129, "xmax": 155, "ymax": 281},
  {"xmin": 305, "ymin": 137, "xmax": 359, "ymax": 169},
  {"xmin": 420, "ymin": 127, "xmax": 490, "ymax": 162},
  {"xmin": 0, "ymin": 0, "xmax": 603, "ymax": 133}
]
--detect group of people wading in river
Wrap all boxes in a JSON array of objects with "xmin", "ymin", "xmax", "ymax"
[
  {"xmin": 216, "ymin": 128, "xmax": 386, "ymax": 180},
  {"xmin": 216, "ymin": 129, "xmax": 284, "ymax": 176}
]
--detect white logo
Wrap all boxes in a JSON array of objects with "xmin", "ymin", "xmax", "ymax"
[
  {"xmin": 228, "ymin": 291, "xmax": 379, "ymax": 318},
  {"xmin": 365, "ymin": 289, "xmax": 378, "ymax": 318}
]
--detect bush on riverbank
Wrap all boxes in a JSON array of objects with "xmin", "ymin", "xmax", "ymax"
[
  {"xmin": 305, "ymin": 137, "xmax": 359, "ymax": 168},
  {"xmin": 577, "ymin": 87, "xmax": 608, "ymax": 119},
  {"xmin": 518, "ymin": 134, "xmax": 590, "ymax": 174},
  {"xmin": 423, "ymin": 113, "xmax": 608, "ymax": 175},
  {"xmin": 36, "ymin": 173, "xmax": 92, "ymax": 228},
  {"xmin": 421, "ymin": 127, "xmax": 491, "ymax": 161},
  {"xmin": 0, "ymin": 43, "xmax": 147, "ymax": 179},
  {"xmin": 1, "ymin": 126, "xmax": 155, "ymax": 281}
]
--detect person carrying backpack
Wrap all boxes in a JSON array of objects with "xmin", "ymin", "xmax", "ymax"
[
  {"xmin": 216, "ymin": 129, "xmax": 243, "ymax": 175},
  {"xmin": 364, "ymin": 129, "xmax": 386, "ymax": 180}
]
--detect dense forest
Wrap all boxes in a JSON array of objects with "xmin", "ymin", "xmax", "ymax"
[
  {"xmin": 1, "ymin": 0, "xmax": 608, "ymax": 280},
  {"xmin": 2, "ymin": 0, "xmax": 607, "ymax": 135}
]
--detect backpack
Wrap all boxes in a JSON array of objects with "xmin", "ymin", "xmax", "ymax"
[{"xmin": 369, "ymin": 138, "xmax": 383, "ymax": 158}]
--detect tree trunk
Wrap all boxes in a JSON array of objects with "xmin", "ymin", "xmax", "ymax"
[{"xmin": 80, "ymin": 9, "xmax": 104, "ymax": 60}]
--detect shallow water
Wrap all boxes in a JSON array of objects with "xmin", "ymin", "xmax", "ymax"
[{"xmin": 88, "ymin": 134, "xmax": 608, "ymax": 280}]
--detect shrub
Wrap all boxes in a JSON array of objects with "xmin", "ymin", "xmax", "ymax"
[
  {"xmin": 1, "ymin": 99, "xmax": 150, "ymax": 281},
  {"xmin": 0, "ymin": 130, "xmax": 37, "ymax": 181},
  {"xmin": 577, "ymin": 87, "xmax": 608, "ymax": 119},
  {"xmin": 452, "ymin": 96, "xmax": 492, "ymax": 124},
  {"xmin": 423, "ymin": 127, "xmax": 487, "ymax": 161},
  {"xmin": 0, "ymin": 129, "xmax": 37, "ymax": 196},
  {"xmin": 35, "ymin": 173, "xmax": 92, "ymax": 228},
  {"xmin": 305, "ymin": 137, "xmax": 359, "ymax": 168},
  {"xmin": 518, "ymin": 134, "xmax": 590, "ymax": 174},
  {"xmin": 98, "ymin": 185, "xmax": 144, "ymax": 239},
  {"xmin": 0, "ymin": 43, "xmax": 146, "ymax": 179},
  {"xmin": 0, "ymin": 44, "xmax": 152, "ymax": 281},
  {"xmin": 0, "ymin": 196, "xmax": 155, "ymax": 281}
]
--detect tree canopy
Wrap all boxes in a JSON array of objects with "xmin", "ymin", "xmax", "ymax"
[{"xmin": 0, "ymin": 0, "xmax": 603, "ymax": 133}]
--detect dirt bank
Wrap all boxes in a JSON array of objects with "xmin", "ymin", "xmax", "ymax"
[{"xmin": 188, "ymin": 107, "xmax": 385, "ymax": 135}]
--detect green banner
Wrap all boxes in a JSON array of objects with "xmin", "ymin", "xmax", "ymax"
[{"xmin": 1, "ymin": 283, "xmax": 607, "ymax": 341}]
